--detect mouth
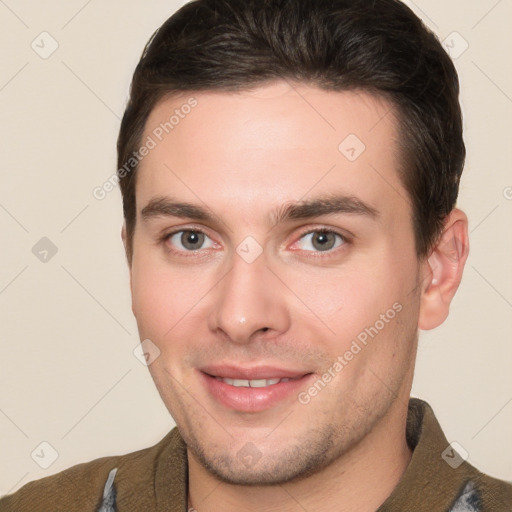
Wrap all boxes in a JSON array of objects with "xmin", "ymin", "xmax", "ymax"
[
  {"xmin": 198, "ymin": 364, "xmax": 314, "ymax": 412},
  {"xmin": 211, "ymin": 375, "xmax": 303, "ymax": 388}
]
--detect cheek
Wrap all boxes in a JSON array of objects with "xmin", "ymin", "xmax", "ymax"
[
  {"xmin": 271, "ymin": 264, "xmax": 384, "ymax": 360},
  {"xmin": 295, "ymin": 253, "xmax": 417, "ymax": 356},
  {"xmin": 132, "ymin": 258, "xmax": 165, "ymax": 320},
  {"xmin": 130, "ymin": 250, "xmax": 215, "ymax": 341},
  {"xmin": 294, "ymin": 261, "xmax": 395, "ymax": 319},
  {"xmin": 131, "ymin": 250, "xmax": 177, "ymax": 339}
]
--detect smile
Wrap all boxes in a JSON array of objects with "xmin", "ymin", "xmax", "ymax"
[
  {"xmin": 200, "ymin": 368, "xmax": 314, "ymax": 412},
  {"xmin": 214, "ymin": 376, "xmax": 302, "ymax": 387}
]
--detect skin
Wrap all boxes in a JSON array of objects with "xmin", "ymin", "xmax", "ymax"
[{"xmin": 122, "ymin": 81, "xmax": 469, "ymax": 511}]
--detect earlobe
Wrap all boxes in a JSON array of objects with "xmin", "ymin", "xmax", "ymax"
[{"xmin": 418, "ymin": 209, "xmax": 469, "ymax": 330}]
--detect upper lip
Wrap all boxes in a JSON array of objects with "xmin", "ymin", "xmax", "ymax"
[{"xmin": 200, "ymin": 364, "xmax": 312, "ymax": 380}]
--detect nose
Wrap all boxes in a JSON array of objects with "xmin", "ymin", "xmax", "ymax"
[{"xmin": 207, "ymin": 248, "xmax": 291, "ymax": 345}]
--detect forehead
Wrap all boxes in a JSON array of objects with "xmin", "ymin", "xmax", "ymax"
[{"xmin": 135, "ymin": 81, "xmax": 409, "ymax": 224}]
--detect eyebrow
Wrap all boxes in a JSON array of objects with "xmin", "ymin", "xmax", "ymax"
[{"xmin": 140, "ymin": 193, "xmax": 379, "ymax": 227}]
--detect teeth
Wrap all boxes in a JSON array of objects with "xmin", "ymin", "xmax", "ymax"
[
  {"xmin": 217, "ymin": 377, "xmax": 287, "ymax": 387},
  {"xmin": 249, "ymin": 379, "xmax": 275, "ymax": 388},
  {"xmin": 233, "ymin": 379, "xmax": 250, "ymax": 387}
]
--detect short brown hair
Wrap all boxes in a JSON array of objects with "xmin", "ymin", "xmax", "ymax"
[{"xmin": 117, "ymin": 0, "xmax": 465, "ymax": 263}]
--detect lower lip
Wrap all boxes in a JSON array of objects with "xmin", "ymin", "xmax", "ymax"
[{"xmin": 200, "ymin": 371, "xmax": 314, "ymax": 412}]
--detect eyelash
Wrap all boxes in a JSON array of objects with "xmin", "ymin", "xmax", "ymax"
[{"xmin": 160, "ymin": 226, "xmax": 349, "ymax": 259}]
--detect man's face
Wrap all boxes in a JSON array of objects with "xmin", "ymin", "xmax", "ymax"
[{"xmin": 128, "ymin": 82, "xmax": 424, "ymax": 484}]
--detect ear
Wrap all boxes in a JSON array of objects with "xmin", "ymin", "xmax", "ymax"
[
  {"xmin": 418, "ymin": 208, "xmax": 469, "ymax": 330},
  {"xmin": 121, "ymin": 223, "xmax": 130, "ymax": 266},
  {"xmin": 121, "ymin": 224, "xmax": 136, "ymax": 317}
]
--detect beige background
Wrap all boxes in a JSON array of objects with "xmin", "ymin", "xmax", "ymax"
[{"xmin": 0, "ymin": 0, "xmax": 511, "ymax": 496}]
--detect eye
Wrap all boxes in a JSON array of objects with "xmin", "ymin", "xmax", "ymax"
[
  {"xmin": 166, "ymin": 229, "xmax": 216, "ymax": 252},
  {"xmin": 294, "ymin": 229, "xmax": 347, "ymax": 253}
]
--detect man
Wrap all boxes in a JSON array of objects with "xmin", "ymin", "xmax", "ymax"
[{"xmin": 1, "ymin": 0, "xmax": 511, "ymax": 510}]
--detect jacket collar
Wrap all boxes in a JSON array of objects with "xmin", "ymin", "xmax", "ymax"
[{"xmin": 151, "ymin": 398, "xmax": 480, "ymax": 512}]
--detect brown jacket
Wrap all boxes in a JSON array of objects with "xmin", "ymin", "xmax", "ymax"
[{"xmin": 1, "ymin": 398, "xmax": 511, "ymax": 511}]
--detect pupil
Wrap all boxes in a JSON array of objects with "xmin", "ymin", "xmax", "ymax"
[
  {"xmin": 183, "ymin": 231, "xmax": 203, "ymax": 250},
  {"xmin": 314, "ymin": 232, "xmax": 334, "ymax": 251}
]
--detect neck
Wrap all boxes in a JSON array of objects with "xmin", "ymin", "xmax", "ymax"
[{"xmin": 187, "ymin": 398, "xmax": 413, "ymax": 512}]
